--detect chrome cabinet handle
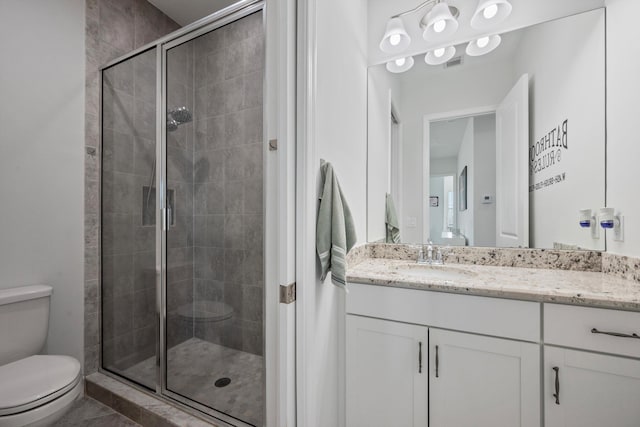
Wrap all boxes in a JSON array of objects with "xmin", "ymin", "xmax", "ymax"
[
  {"xmin": 553, "ymin": 367, "xmax": 560, "ymax": 405},
  {"xmin": 591, "ymin": 328, "xmax": 640, "ymax": 339},
  {"xmin": 435, "ymin": 345, "xmax": 439, "ymax": 378},
  {"xmin": 418, "ymin": 342, "xmax": 423, "ymax": 374}
]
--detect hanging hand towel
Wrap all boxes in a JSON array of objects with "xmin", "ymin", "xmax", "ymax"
[
  {"xmin": 316, "ymin": 160, "xmax": 357, "ymax": 288},
  {"xmin": 385, "ymin": 193, "xmax": 401, "ymax": 243}
]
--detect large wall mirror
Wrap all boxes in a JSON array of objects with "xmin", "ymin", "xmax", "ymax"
[{"xmin": 367, "ymin": 8, "xmax": 605, "ymax": 250}]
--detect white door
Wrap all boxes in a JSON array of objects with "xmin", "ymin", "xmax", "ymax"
[
  {"xmin": 545, "ymin": 346, "xmax": 640, "ymax": 427},
  {"xmin": 346, "ymin": 315, "xmax": 428, "ymax": 427},
  {"xmin": 429, "ymin": 329, "xmax": 540, "ymax": 427},
  {"xmin": 496, "ymin": 74, "xmax": 529, "ymax": 247}
]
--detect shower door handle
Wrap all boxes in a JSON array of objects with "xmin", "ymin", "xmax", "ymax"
[
  {"xmin": 166, "ymin": 207, "xmax": 173, "ymax": 230},
  {"xmin": 162, "ymin": 207, "xmax": 172, "ymax": 231}
]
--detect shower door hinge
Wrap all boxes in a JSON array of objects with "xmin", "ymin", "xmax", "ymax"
[
  {"xmin": 269, "ymin": 139, "xmax": 278, "ymax": 151},
  {"xmin": 279, "ymin": 282, "xmax": 296, "ymax": 304}
]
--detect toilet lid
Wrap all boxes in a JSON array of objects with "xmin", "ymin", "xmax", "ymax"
[{"xmin": 0, "ymin": 355, "xmax": 81, "ymax": 416}]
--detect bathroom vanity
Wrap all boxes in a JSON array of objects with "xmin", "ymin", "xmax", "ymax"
[{"xmin": 345, "ymin": 252, "xmax": 640, "ymax": 427}]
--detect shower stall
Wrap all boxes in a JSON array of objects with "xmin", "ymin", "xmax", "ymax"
[{"xmin": 100, "ymin": 2, "xmax": 266, "ymax": 426}]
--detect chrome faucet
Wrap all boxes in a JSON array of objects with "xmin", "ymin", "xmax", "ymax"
[
  {"xmin": 418, "ymin": 239, "xmax": 434, "ymax": 264},
  {"xmin": 417, "ymin": 240, "xmax": 448, "ymax": 265}
]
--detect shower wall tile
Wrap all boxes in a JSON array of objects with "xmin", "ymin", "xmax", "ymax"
[
  {"xmin": 190, "ymin": 13, "xmax": 265, "ymax": 354},
  {"xmin": 85, "ymin": 214, "xmax": 99, "ymax": 248},
  {"xmin": 244, "ymin": 107, "xmax": 263, "ymax": 144},
  {"xmin": 223, "ymin": 76, "xmax": 245, "ymax": 113},
  {"xmin": 225, "ymin": 111, "xmax": 245, "ymax": 147},
  {"xmin": 85, "ymin": 0, "xmax": 180, "ymax": 374},
  {"xmin": 99, "ymin": 0, "xmax": 134, "ymax": 53},
  {"xmin": 133, "ymin": 99, "xmax": 156, "ymax": 141},
  {"xmin": 85, "ymin": 279, "xmax": 100, "ymax": 313},
  {"xmin": 224, "ymin": 41, "xmax": 245, "ymax": 79},
  {"xmin": 244, "ymin": 71, "xmax": 263, "ymax": 108}
]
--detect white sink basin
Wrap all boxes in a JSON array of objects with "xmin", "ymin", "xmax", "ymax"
[{"xmin": 396, "ymin": 265, "xmax": 476, "ymax": 281}]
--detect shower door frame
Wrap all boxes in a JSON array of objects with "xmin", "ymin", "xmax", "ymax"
[{"xmin": 98, "ymin": 1, "xmax": 280, "ymax": 426}]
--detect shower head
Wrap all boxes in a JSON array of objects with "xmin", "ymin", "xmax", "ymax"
[
  {"xmin": 167, "ymin": 118, "xmax": 179, "ymax": 132},
  {"xmin": 169, "ymin": 106, "xmax": 193, "ymax": 125}
]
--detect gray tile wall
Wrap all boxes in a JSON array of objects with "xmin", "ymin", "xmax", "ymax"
[
  {"xmin": 101, "ymin": 49, "xmax": 160, "ymax": 375},
  {"xmin": 85, "ymin": 0, "xmax": 180, "ymax": 375},
  {"xmin": 189, "ymin": 12, "xmax": 265, "ymax": 356},
  {"xmin": 166, "ymin": 41, "xmax": 196, "ymax": 349}
]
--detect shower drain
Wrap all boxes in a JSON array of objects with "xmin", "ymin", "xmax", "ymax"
[{"xmin": 215, "ymin": 377, "xmax": 232, "ymax": 388}]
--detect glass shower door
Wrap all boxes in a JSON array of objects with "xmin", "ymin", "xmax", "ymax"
[
  {"xmin": 101, "ymin": 48, "xmax": 158, "ymax": 390},
  {"xmin": 164, "ymin": 10, "xmax": 265, "ymax": 427}
]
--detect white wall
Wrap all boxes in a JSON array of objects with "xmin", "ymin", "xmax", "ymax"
[
  {"xmin": 0, "ymin": 0, "xmax": 85, "ymax": 363},
  {"xmin": 367, "ymin": 66, "xmax": 401, "ymax": 242},
  {"xmin": 606, "ymin": 0, "xmax": 640, "ymax": 256},
  {"xmin": 457, "ymin": 119, "xmax": 475, "ymax": 244},
  {"xmin": 515, "ymin": 9, "xmax": 605, "ymax": 250},
  {"xmin": 397, "ymin": 58, "xmax": 514, "ymax": 243},
  {"xmin": 306, "ymin": 0, "xmax": 368, "ymax": 425},
  {"xmin": 473, "ymin": 114, "xmax": 497, "ymax": 247}
]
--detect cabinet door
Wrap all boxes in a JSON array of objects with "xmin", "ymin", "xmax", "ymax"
[
  {"xmin": 346, "ymin": 315, "xmax": 428, "ymax": 427},
  {"xmin": 545, "ymin": 346, "xmax": 640, "ymax": 427},
  {"xmin": 429, "ymin": 329, "xmax": 540, "ymax": 427}
]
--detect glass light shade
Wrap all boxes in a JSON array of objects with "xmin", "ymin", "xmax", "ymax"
[
  {"xmin": 471, "ymin": 0, "xmax": 512, "ymax": 30},
  {"xmin": 386, "ymin": 56, "xmax": 415, "ymax": 73},
  {"xmin": 422, "ymin": 2, "xmax": 459, "ymax": 41},
  {"xmin": 380, "ymin": 17, "xmax": 411, "ymax": 54},
  {"xmin": 425, "ymin": 46, "xmax": 456, "ymax": 65},
  {"xmin": 465, "ymin": 34, "xmax": 501, "ymax": 56}
]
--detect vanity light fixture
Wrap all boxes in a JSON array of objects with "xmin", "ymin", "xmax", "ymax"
[
  {"xmin": 386, "ymin": 56, "xmax": 415, "ymax": 73},
  {"xmin": 425, "ymin": 45, "xmax": 456, "ymax": 65},
  {"xmin": 380, "ymin": 17, "xmax": 411, "ymax": 54},
  {"xmin": 379, "ymin": 0, "xmax": 460, "ymax": 55},
  {"xmin": 422, "ymin": 2, "xmax": 460, "ymax": 41},
  {"xmin": 470, "ymin": 0, "xmax": 513, "ymax": 30},
  {"xmin": 380, "ymin": 0, "xmax": 512, "ymax": 71},
  {"xmin": 465, "ymin": 34, "xmax": 501, "ymax": 56}
]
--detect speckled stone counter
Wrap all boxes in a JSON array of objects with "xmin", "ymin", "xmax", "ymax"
[{"xmin": 347, "ymin": 245, "xmax": 640, "ymax": 311}]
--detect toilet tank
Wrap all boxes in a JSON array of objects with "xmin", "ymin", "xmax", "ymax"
[{"xmin": 0, "ymin": 285, "xmax": 53, "ymax": 366}]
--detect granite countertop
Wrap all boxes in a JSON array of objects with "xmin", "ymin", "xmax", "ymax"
[{"xmin": 347, "ymin": 258, "xmax": 640, "ymax": 311}]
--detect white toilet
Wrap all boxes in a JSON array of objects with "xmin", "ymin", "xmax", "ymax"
[{"xmin": 0, "ymin": 285, "xmax": 82, "ymax": 427}]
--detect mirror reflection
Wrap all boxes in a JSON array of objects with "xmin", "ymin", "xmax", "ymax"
[{"xmin": 367, "ymin": 9, "xmax": 605, "ymax": 250}]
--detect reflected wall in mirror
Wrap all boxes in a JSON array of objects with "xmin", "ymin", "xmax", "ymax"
[{"xmin": 367, "ymin": 9, "xmax": 605, "ymax": 250}]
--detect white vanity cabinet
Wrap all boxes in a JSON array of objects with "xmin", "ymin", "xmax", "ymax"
[
  {"xmin": 429, "ymin": 329, "xmax": 540, "ymax": 427},
  {"xmin": 544, "ymin": 304, "xmax": 640, "ymax": 427},
  {"xmin": 346, "ymin": 315, "xmax": 428, "ymax": 427},
  {"xmin": 345, "ymin": 283, "xmax": 541, "ymax": 427}
]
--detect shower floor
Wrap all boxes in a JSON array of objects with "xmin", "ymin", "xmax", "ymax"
[{"xmin": 124, "ymin": 338, "xmax": 264, "ymax": 426}]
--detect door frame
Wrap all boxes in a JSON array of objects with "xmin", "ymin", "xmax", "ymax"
[{"xmin": 422, "ymin": 105, "xmax": 497, "ymax": 244}]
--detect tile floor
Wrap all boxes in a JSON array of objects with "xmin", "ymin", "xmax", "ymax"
[
  {"xmin": 125, "ymin": 338, "xmax": 264, "ymax": 426},
  {"xmin": 53, "ymin": 397, "xmax": 139, "ymax": 426}
]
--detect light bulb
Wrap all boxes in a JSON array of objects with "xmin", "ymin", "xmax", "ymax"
[
  {"xmin": 477, "ymin": 36, "xmax": 490, "ymax": 48},
  {"xmin": 433, "ymin": 20, "xmax": 446, "ymax": 33},
  {"xmin": 483, "ymin": 4, "xmax": 498, "ymax": 19},
  {"xmin": 395, "ymin": 57, "xmax": 406, "ymax": 66},
  {"xmin": 389, "ymin": 34, "xmax": 401, "ymax": 46},
  {"xmin": 434, "ymin": 48, "xmax": 445, "ymax": 58}
]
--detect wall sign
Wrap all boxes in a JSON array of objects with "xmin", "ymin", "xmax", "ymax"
[
  {"xmin": 429, "ymin": 196, "xmax": 439, "ymax": 207},
  {"xmin": 529, "ymin": 119, "xmax": 568, "ymax": 192}
]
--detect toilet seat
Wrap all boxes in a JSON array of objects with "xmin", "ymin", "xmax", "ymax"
[{"xmin": 0, "ymin": 355, "xmax": 81, "ymax": 416}]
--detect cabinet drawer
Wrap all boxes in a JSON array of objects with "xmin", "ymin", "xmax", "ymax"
[
  {"xmin": 544, "ymin": 304, "xmax": 640, "ymax": 358},
  {"xmin": 347, "ymin": 283, "xmax": 540, "ymax": 342}
]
